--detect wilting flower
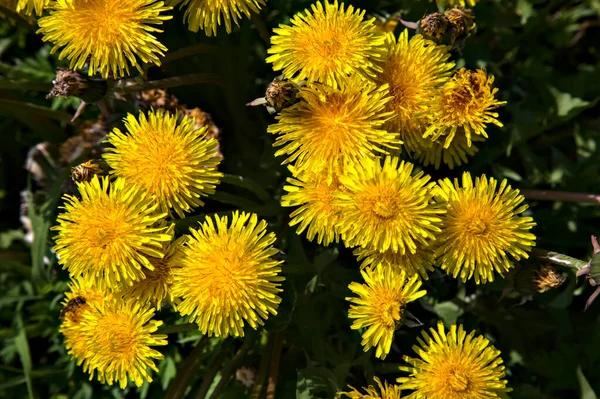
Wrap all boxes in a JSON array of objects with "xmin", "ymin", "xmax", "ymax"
[
  {"xmin": 435, "ymin": 172, "xmax": 536, "ymax": 283},
  {"xmin": 268, "ymin": 80, "xmax": 397, "ymax": 180},
  {"xmin": 281, "ymin": 168, "xmax": 344, "ymax": 246},
  {"xmin": 347, "ymin": 266, "xmax": 426, "ymax": 359},
  {"xmin": 398, "ymin": 321, "xmax": 510, "ymax": 399},
  {"xmin": 422, "ymin": 69, "xmax": 505, "ymax": 148},
  {"xmin": 415, "ymin": 135, "xmax": 482, "ymax": 170},
  {"xmin": 335, "ymin": 157, "xmax": 443, "ymax": 254},
  {"xmin": 16, "ymin": 0, "xmax": 49, "ymax": 15},
  {"xmin": 173, "ymin": 212, "xmax": 284, "ymax": 337},
  {"xmin": 37, "ymin": 0, "xmax": 172, "ymax": 79},
  {"xmin": 120, "ymin": 224, "xmax": 186, "ymax": 309},
  {"xmin": 104, "ymin": 110, "xmax": 223, "ymax": 218},
  {"xmin": 266, "ymin": 0, "xmax": 386, "ymax": 86},
  {"xmin": 52, "ymin": 176, "xmax": 172, "ymax": 290},
  {"xmin": 79, "ymin": 298, "xmax": 167, "ymax": 389},
  {"xmin": 170, "ymin": 0, "xmax": 265, "ymax": 36},
  {"xmin": 339, "ymin": 377, "xmax": 402, "ymax": 399},
  {"xmin": 376, "ymin": 30, "xmax": 454, "ymax": 153},
  {"xmin": 354, "ymin": 244, "xmax": 435, "ymax": 280}
]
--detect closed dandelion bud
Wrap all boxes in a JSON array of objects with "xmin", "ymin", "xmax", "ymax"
[
  {"xmin": 71, "ymin": 160, "xmax": 103, "ymax": 183},
  {"xmin": 418, "ymin": 12, "xmax": 450, "ymax": 43},
  {"xmin": 445, "ymin": 7, "xmax": 476, "ymax": 44},
  {"xmin": 265, "ymin": 78, "xmax": 301, "ymax": 112},
  {"xmin": 588, "ymin": 249, "xmax": 600, "ymax": 286},
  {"xmin": 47, "ymin": 69, "xmax": 108, "ymax": 103}
]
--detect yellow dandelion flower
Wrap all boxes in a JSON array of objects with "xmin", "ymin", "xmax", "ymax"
[
  {"xmin": 80, "ymin": 298, "xmax": 167, "ymax": 389},
  {"xmin": 266, "ymin": 0, "xmax": 386, "ymax": 86},
  {"xmin": 104, "ymin": 110, "xmax": 223, "ymax": 218},
  {"xmin": 37, "ymin": 0, "xmax": 172, "ymax": 79},
  {"xmin": 423, "ymin": 69, "xmax": 506, "ymax": 148},
  {"xmin": 281, "ymin": 168, "xmax": 344, "ymax": 246},
  {"xmin": 52, "ymin": 176, "xmax": 172, "ymax": 290},
  {"xmin": 173, "ymin": 211, "xmax": 284, "ymax": 338},
  {"xmin": 376, "ymin": 30, "xmax": 454, "ymax": 153},
  {"xmin": 354, "ymin": 244, "xmax": 434, "ymax": 280},
  {"xmin": 335, "ymin": 156, "xmax": 443, "ymax": 254},
  {"xmin": 435, "ymin": 0, "xmax": 478, "ymax": 7},
  {"xmin": 435, "ymin": 172, "xmax": 536, "ymax": 283},
  {"xmin": 60, "ymin": 276, "xmax": 111, "ymax": 361},
  {"xmin": 339, "ymin": 377, "xmax": 402, "ymax": 399},
  {"xmin": 119, "ymin": 224, "xmax": 186, "ymax": 310},
  {"xmin": 347, "ymin": 266, "xmax": 426, "ymax": 359},
  {"xmin": 268, "ymin": 80, "xmax": 398, "ymax": 181},
  {"xmin": 170, "ymin": 0, "xmax": 265, "ymax": 36},
  {"xmin": 397, "ymin": 321, "xmax": 510, "ymax": 399},
  {"xmin": 415, "ymin": 135, "xmax": 483, "ymax": 170},
  {"xmin": 16, "ymin": 0, "xmax": 49, "ymax": 15}
]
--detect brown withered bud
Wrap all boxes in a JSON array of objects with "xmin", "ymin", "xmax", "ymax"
[
  {"xmin": 136, "ymin": 89, "xmax": 180, "ymax": 112},
  {"xmin": 445, "ymin": 7, "xmax": 476, "ymax": 44},
  {"xmin": 71, "ymin": 160, "xmax": 104, "ymax": 183},
  {"xmin": 47, "ymin": 68, "xmax": 108, "ymax": 103},
  {"xmin": 513, "ymin": 264, "xmax": 565, "ymax": 295},
  {"xmin": 265, "ymin": 78, "xmax": 301, "ymax": 111},
  {"xmin": 418, "ymin": 12, "xmax": 449, "ymax": 43}
]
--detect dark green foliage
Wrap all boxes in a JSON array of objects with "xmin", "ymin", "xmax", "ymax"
[{"xmin": 2, "ymin": 0, "xmax": 600, "ymax": 398}]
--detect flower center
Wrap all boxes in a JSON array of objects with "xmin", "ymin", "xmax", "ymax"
[
  {"xmin": 447, "ymin": 368, "xmax": 471, "ymax": 393},
  {"xmin": 373, "ymin": 199, "xmax": 396, "ymax": 219}
]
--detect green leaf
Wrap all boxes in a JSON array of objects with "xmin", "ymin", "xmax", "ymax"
[
  {"xmin": 14, "ymin": 313, "xmax": 34, "ymax": 399},
  {"xmin": 577, "ymin": 366, "xmax": 597, "ymax": 399},
  {"xmin": 433, "ymin": 301, "xmax": 464, "ymax": 326},
  {"xmin": 548, "ymin": 86, "xmax": 590, "ymax": 117},
  {"xmin": 296, "ymin": 370, "xmax": 312, "ymax": 399}
]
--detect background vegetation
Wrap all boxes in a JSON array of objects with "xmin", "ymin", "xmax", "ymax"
[{"xmin": 1, "ymin": 0, "xmax": 600, "ymax": 398}]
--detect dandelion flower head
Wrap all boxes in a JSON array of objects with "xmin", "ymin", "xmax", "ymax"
[
  {"xmin": 79, "ymin": 298, "xmax": 167, "ymax": 389},
  {"xmin": 173, "ymin": 212, "xmax": 285, "ymax": 337},
  {"xmin": 16, "ymin": 0, "xmax": 49, "ymax": 15},
  {"xmin": 335, "ymin": 156, "xmax": 443, "ymax": 254},
  {"xmin": 266, "ymin": 0, "xmax": 386, "ymax": 86},
  {"xmin": 376, "ymin": 31, "xmax": 454, "ymax": 153},
  {"xmin": 339, "ymin": 377, "xmax": 402, "ymax": 399},
  {"xmin": 37, "ymin": 0, "xmax": 172, "ymax": 79},
  {"xmin": 435, "ymin": 0, "xmax": 478, "ymax": 8},
  {"xmin": 423, "ymin": 68, "xmax": 506, "ymax": 148},
  {"xmin": 398, "ymin": 321, "xmax": 510, "ymax": 399},
  {"xmin": 416, "ymin": 134, "xmax": 482, "ymax": 170},
  {"xmin": 104, "ymin": 110, "xmax": 223, "ymax": 218},
  {"xmin": 347, "ymin": 266, "xmax": 426, "ymax": 359},
  {"xmin": 52, "ymin": 176, "xmax": 172, "ymax": 290},
  {"xmin": 354, "ymin": 244, "xmax": 435, "ymax": 280},
  {"xmin": 268, "ymin": 80, "xmax": 398, "ymax": 179},
  {"xmin": 434, "ymin": 172, "xmax": 536, "ymax": 283},
  {"xmin": 169, "ymin": 0, "xmax": 266, "ymax": 36},
  {"xmin": 281, "ymin": 168, "xmax": 344, "ymax": 246}
]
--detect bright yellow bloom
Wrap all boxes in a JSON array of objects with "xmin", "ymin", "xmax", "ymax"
[
  {"xmin": 398, "ymin": 321, "xmax": 510, "ymax": 399},
  {"xmin": 423, "ymin": 69, "xmax": 506, "ymax": 148},
  {"xmin": 169, "ymin": 0, "xmax": 265, "ymax": 36},
  {"xmin": 415, "ymin": 135, "xmax": 482, "ymax": 170},
  {"xmin": 435, "ymin": 0, "xmax": 478, "ymax": 7},
  {"xmin": 354, "ymin": 244, "xmax": 434, "ymax": 280},
  {"xmin": 281, "ymin": 168, "xmax": 344, "ymax": 246},
  {"xmin": 37, "ymin": 0, "xmax": 172, "ymax": 79},
  {"xmin": 60, "ymin": 276, "xmax": 111, "ymax": 362},
  {"xmin": 104, "ymin": 110, "xmax": 223, "ymax": 218},
  {"xmin": 435, "ymin": 172, "xmax": 536, "ymax": 283},
  {"xmin": 376, "ymin": 31, "xmax": 454, "ymax": 153},
  {"xmin": 79, "ymin": 298, "xmax": 167, "ymax": 389},
  {"xmin": 52, "ymin": 176, "xmax": 172, "ymax": 290},
  {"xmin": 268, "ymin": 81, "xmax": 397, "ymax": 180},
  {"xmin": 120, "ymin": 224, "xmax": 186, "ymax": 310},
  {"xmin": 266, "ymin": 0, "xmax": 386, "ymax": 86},
  {"xmin": 347, "ymin": 266, "xmax": 426, "ymax": 359},
  {"xmin": 173, "ymin": 212, "xmax": 284, "ymax": 337},
  {"xmin": 339, "ymin": 377, "xmax": 402, "ymax": 399},
  {"xmin": 16, "ymin": 0, "xmax": 49, "ymax": 15},
  {"xmin": 335, "ymin": 157, "xmax": 443, "ymax": 254}
]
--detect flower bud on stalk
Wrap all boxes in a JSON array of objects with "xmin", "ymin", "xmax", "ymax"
[{"xmin": 47, "ymin": 69, "xmax": 108, "ymax": 103}]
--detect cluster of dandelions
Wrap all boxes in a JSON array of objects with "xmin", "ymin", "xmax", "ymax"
[
  {"xmin": 53, "ymin": 109, "xmax": 284, "ymax": 388},
  {"xmin": 261, "ymin": 1, "xmax": 533, "ymax": 397},
  {"xmin": 8, "ymin": 0, "xmax": 268, "ymax": 78}
]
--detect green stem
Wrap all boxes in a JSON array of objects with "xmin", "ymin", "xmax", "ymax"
[
  {"xmin": 209, "ymin": 339, "xmax": 251, "ymax": 399},
  {"xmin": 194, "ymin": 343, "xmax": 230, "ymax": 399},
  {"xmin": 531, "ymin": 248, "xmax": 589, "ymax": 272},
  {"xmin": 164, "ymin": 336, "xmax": 209, "ymax": 399},
  {"xmin": 250, "ymin": 335, "xmax": 274, "ymax": 399},
  {"xmin": 521, "ymin": 189, "xmax": 600, "ymax": 204},
  {"xmin": 114, "ymin": 73, "xmax": 223, "ymax": 95},
  {"xmin": 157, "ymin": 323, "xmax": 198, "ymax": 335},
  {"xmin": 251, "ymin": 13, "xmax": 270, "ymax": 46},
  {"xmin": 266, "ymin": 331, "xmax": 285, "ymax": 399}
]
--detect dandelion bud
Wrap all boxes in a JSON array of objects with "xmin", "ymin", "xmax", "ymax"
[
  {"xmin": 47, "ymin": 69, "xmax": 108, "ymax": 103},
  {"xmin": 71, "ymin": 160, "xmax": 103, "ymax": 183},
  {"xmin": 265, "ymin": 78, "xmax": 301, "ymax": 112},
  {"xmin": 445, "ymin": 7, "xmax": 476, "ymax": 44},
  {"xmin": 418, "ymin": 12, "xmax": 450, "ymax": 43}
]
